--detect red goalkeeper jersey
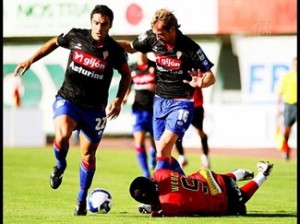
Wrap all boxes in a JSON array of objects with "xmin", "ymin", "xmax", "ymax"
[
  {"xmin": 152, "ymin": 169, "xmax": 228, "ymax": 216},
  {"xmin": 193, "ymin": 87, "xmax": 203, "ymax": 107}
]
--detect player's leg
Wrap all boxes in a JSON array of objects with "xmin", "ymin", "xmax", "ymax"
[
  {"xmin": 50, "ymin": 97, "xmax": 78, "ymax": 189},
  {"xmin": 75, "ymin": 137, "xmax": 99, "ymax": 216},
  {"xmin": 155, "ymin": 130, "xmax": 179, "ymax": 170},
  {"xmin": 192, "ymin": 106, "xmax": 210, "ymax": 168},
  {"xmin": 175, "ymin": 138, "xmax": 184, "ymax": 156},
  {"xmin": 175, "ymin": 138, "xmax": 188, "ymax": 168},
  {"xmin": 224, "ymin": 169, "xmax": 254, "ymax": 181},
  {"xmin": 282, "ymin": 126, "xmax": 291, "ymax": 159},
  {"xmin": 51, "ymin": 115, "xmax": 76, "ymax": 189},
  {"xmin": 153, "ymin": 97, "xmax": 193, "ymax": 170},
  {"xmin": 145, "ymin": 111, "xmax": 157, "ymax": 171},
  {"xmin": 197, "ymin": 127, "xmax": 210, "ymax": 169},
  {"xmin": 133, "ymin": 130, "xmax": 151, "ymax": 178},
  {"xmin": 281, "ymin": 103, "xmax": 296, "ymax": 160},
  {"xmin": 239, "ymin": 161, "xmax": 273, "ymax": 204},
  {"xmin": 132, "ymin": 110, "xmax": 151, "ymax": 178},
  {"xmin": 152, "ymin": 97, "xmax": 169, "ymax": 170},
  {"xmin": 148, "ymin": 136, "xmax": 157, "ymax": 170},
  {"xmin": 74, "ymin": 110, "xmax": 106, "ymax": 216},
  {"xmin": 169, "ymin": 157, "xmax": 185, "ymax": 175}
]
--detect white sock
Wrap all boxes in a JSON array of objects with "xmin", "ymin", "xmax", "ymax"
[
  {"xmin": 178, "ymin": 155, "xmax": 186, "ymax": 161},
  {"xmin": 252, "ymin": 172, "xmax": 267, "ymax": 187},
  {"xmin": 200, "ymin": 154, "xmax": 210, "ymax": 169},
  {"xmin": 177, "ymin": 155, "xmax": 187, "ymax": 167},
  {"xmin": 232, "ymin": 169, "xmax": 245, "ymax": 181}
]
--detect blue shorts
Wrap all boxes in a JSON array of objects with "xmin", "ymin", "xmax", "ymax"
[
  {"xmin": 52, "ymin": 96, "xmax": 107, "ymax": 143},
  {"xmin": 131, "ymin": 110, "xmax": 154, "ymax": 135},
  {"xmin": 153, "ymin": 96, "xmax": 194, "ymax": 141}
]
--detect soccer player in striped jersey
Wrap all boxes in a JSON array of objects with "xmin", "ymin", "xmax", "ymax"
[
  {"xmin": 123, "ymin": 52, "xmax": 157, "ymax": 178},
  {"xmin": 14, "ymin": 5, "xmax": 131, "ymax": 216},
  {"xmin": 118, "ymin": 8, "xmax": 216, "ymax": 172}
]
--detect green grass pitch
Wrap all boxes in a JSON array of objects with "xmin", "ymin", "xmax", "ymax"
[{"xmin": 3, "ymin": 145, "xmax": 297, "ymax": 224}]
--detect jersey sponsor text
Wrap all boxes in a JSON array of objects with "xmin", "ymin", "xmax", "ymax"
[
  {"xmin": 73, "ymin": 50, "xmax": 107, "ymax": 71},
  {"xmin": 156, "ymin": 55, "xmax": 182, "ymax": 70},
  {"xmin": 69, "ymin": 61, "xmax": 104, "ymax": 80}
]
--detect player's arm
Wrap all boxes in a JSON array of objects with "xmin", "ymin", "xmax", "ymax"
[
  {"xmin": 201, "ymin": 70, "xmax": 216, "ymax": 88},
  {"xmin": 117, "ymin": 40, "xmax": 137, "ymax": 53},
  {"xmin": 122, "ymin": 76, "xmax": 134, "ymax": 105},
  {"xmin": 14, "ymin": 37, "xmax": 59, "ymax": 77},
  {"xmin": 107, "ymin": 63, "xmax": 132, "ymax": 119}
]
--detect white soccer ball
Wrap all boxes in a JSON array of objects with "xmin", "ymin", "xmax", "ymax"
[{"xmin": 87, "ymin": 188, "xmax": 113, "ymax": 214}]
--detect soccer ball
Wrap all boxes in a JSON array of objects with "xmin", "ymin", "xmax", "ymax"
[{"xmin": 87, "ymin": 188, "xmax": 113, "ymax": 214}]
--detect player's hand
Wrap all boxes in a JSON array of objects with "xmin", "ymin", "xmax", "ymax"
[
  {"xmin": 183, "ymin": 68, "xmax": 206, "ymax": 88},
  {"xmin": 106, "ymin": 98, "xmax": 122, "ymax": 120},
  {"xmin": 14, "ymin": 60, "xmax": 33, "ymax": 77}
]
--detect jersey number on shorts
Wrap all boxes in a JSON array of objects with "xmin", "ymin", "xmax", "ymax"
[
  {"xmin": 178, "ymin": 109, "xmax": 190, "ymax": 123},
  {"xmin": 95, "ymin": 117, "xmax": 107, "ymax": 135}
]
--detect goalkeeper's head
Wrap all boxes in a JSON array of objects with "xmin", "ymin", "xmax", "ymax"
[{"xmin": 129, "ymin": 176, "xmax": 159, "ymax": 205}]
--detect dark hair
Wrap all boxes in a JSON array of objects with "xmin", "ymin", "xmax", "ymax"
[
  {"xmin": 129, "ymin": 176, "xmax": 158, "ymax": 204},
  {"xmin": 90, "ymin": 5, "xmax": 114, "ymax": 25}
]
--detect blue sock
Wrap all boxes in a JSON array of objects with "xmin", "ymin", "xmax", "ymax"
[
  {"xmin": 136, "ymin": 146, "xmax": 150, "ymax": 178},
  {"xmin": 149, "ymin": 147, "xmax": 157, "ymax": 169},
  {"xmin": 155, "ymin": 157, "xmax": 170, "ymax": 170},
  {"xmin": 53, "ymin": 142, "xmax": 69, "ymax": 170},
  {"xmin": 170, "ymin": 157, "xmax": 185, "ymax": 175},
  {"xmin": 77, "ymin": 161, "xmax": 95, "ymax": 202}
]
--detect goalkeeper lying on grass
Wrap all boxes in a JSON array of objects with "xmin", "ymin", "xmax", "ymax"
[{"xmin": 129, "ymin": 158, "xmax": 273, "ymax": 217}]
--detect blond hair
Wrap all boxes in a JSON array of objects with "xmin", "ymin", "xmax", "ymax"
[{"xmin": 151, "ymin": 9, "xmax": 180, "ymax": 31}]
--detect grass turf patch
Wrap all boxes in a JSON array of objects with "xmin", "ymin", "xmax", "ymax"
[{"xmin": 3, "ymin": 146, "xmax": 297, "ymax": 224}]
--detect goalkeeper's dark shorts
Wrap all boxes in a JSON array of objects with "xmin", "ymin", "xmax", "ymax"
[{"xmin": 222, "ymin": 175, "xmax": 247, "ymax": 215}]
